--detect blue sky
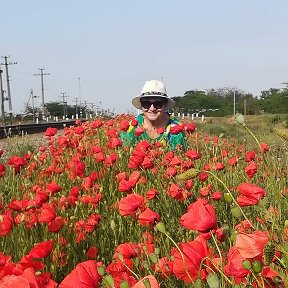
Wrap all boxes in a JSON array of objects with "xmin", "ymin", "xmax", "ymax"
[{"xmin": 1, "ymin": 1, "xmax": 288, "ymax": 115}]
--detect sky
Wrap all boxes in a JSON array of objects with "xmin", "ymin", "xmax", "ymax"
[{"xmin": 1, "ymin": 0, "xmax": 288, "ymax": 115}]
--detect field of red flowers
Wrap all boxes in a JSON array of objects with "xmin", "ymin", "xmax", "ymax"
[{"xmin": 0, "ymin": 114, "xmax": 287, "ymax": 287}]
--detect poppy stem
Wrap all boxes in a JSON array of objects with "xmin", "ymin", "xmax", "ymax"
[{"xmin": 205, "ymin": 170, "xmax": 255, "ymax": 229}]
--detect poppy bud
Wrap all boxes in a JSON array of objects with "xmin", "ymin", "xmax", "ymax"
[
  {"xmin": 103, "ymin": 275, "xmax": 115, "ymax": 287},
  {"xmin": 231, "ymin": 206, "xmax": 242, "ymax": 218},
  {"xmin": 120, "ymin": 281, "xmax": 130, "ymax": 288},
  {"xmin": 222, "ymin": 225, "xmax": 231, "ymax": 236},
  {"xmin": 252, "ymin": 260, "xmax": 262, "ymax": 274},
  {"xmin": 143, "ymin": 278, "xmax": 151, "ymax": 288},
  {"xmin": 97, "ymin": 266, "xmax": 105, "ymax": 276},
  {"xmin": 149, "ymin": 253, "xmax": 158, "ymax": 264},
  {"xmin": 235, "ymin": 113, "xmax": 245, "ymax": 125},
  {"xmin": 154, "ymin": 247, "xmax": 160, "ymax": 255},
  {"xmin": 110, "ymin": 220, "xmax": 116, "ymax": 231},
  {"xmin": 223, "ymin": 192, "xmax": 233, "ymax": 203},
  {"xmin": 194, "ymin": 279, "xmax": 204, "ymax": 287},
  {"xmin": 156, "ymin": 222, "xmax": 166, "ymax": 233},
  {"xmin": 176, "ymin": 168, "xmax": 199, "ymax": 181},
  {"xmin": 206, "ymin": 274, "xmax": 220, "ymax": 288},
  {"xmin": 242, "ymin": 259, "xmax": 252, "ymax": 270}
]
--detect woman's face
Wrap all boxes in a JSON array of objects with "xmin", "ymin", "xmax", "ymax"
[{"xmin": 140, "ymin": 97, "xmax": 167, "ymax": 121}]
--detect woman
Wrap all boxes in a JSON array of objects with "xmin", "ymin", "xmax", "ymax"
[{"xmin": 121, "ymin": 80, "xmax": 187, "ymax": 150}]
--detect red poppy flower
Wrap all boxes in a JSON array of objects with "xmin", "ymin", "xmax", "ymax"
[
  {"xmin": 118, "ymin": 179, "xmax": 134, "ymax": 193},
  {"xmin": 185, "ymin": 150, "xmax": 202, "ymax": 160},
  {"xmin": 146, "ymin": 188, "xmax": 158, "ymax": 200},
  {"xmin": 7, "ymin": 156, "xmax": 27, "ymax": 173},
  {"xmin": 134, "ymin": 127, "xmax": 145, "ymax": 137},
  {"xmin": 114, "ymin": 242, "xmax": 140, "ymax": 261},
  {"xmin": 237, "ymin": 182, "xmax": 266, "ymax": 207},
  {"xmin": 128, "ymin": 171, "xmax": 141, "ymax": 186},
  {"xmin": 120, "ymin": 120, "xmax": 130, "ymax": 131},
  {"xmin": 58, "ymin": 260, "xmax": 103, "ymax": 288},
  {"xmin": 198, "ymin": 171, "xmax": 208, "ymax": 182},
  {"xmin": 86, "ymin": 246, "xmax": 99, "ymax": 259},
  {"xmin": 245, "ymin": 151, "xmax": 256, "ymax": 162},
  {"xmin": 45, "ymin": 180, "xmax": 62, "ymax": 195},
  {"xmin": 244, "ymin": 161, "xmax": 257, "ymax": 179},
  {"xmin": 199, "ymin": 183, "xmax": 213, "ymax": 197},
  {"xmin": 185, "ymin": 179, "xmax": 193, "ymax": 190},
  {"xmin": 0, "ymin": 212, "xmax": 13, "ymax": 236},
  {"xmin": 91, "ymin": 119, "xmax": 103, "ymax": 128},
  {"xmin": 128, "ymin": 149, "xmax": 146, "ymax": 169},
  {"xmin": 74, "ymin": 126, "xmax": 85, "ymax": 134},
  {"xmin": 184, "ymin": 123, "xmax": 196, "ymax": 134},
  {"xmin": 118, "ymin": 194, "xmax": 145, "ymax": 216},
  {"xmin": 223, "ymin": 247, "xmax": 249, "ymax": 279},
  {"xmin": 170, "ymin": 124, "xmax": 183, "ymax": 134},
  {"xmin": 213, "ymin": 162, "xmax": 225, "ymax": 170},
  {"xmin": 154, "ymin": 257, "xmax": 173, "ymax": 278},
  {"xmin": 211, "ymin": 191, "xmax": 222, "ymax": 201},
  {"xmin": 166, "ymin": 167, "xmax": 177, "ymax": 177},
  {"xmin": 17, "ymin": 255, "xmax": 45, "ymax": 271},
  {"xmin": 7, "ymin": 199, "xmax": 29, "ymax": 211},
  {"xmin": 141, "ymin": 156, "xmax": 154, "ymax": 169},
  {"xmin": 37, "ymin": 204, "xmax": 56, "ymax": 223},
  {"xmin": 170, "ymin": 156, "xmax": 182, "ymax": 166},
  {"xmin": 0, "ymin": 163, "xmax": 5, "ymax": 177},
  {"xmin": 228, "ymin": 156, "xmax": 239, "ymax": 166},
  {"xmin": 180, "ymin": 198, "xmax": 217, "ymax": 233},
  {"xmin": 45, "ymin": 127, "xmax": 58, "ymax": 137},
  {"xmin": 48, "ymin": 216, "xmax": 65, "ymax": 232},
  {"xmin": 235, "ymin": 230, "xmax": 269, "ymax": 258},
  {"xmin": 167, "ymin": 183, "xmax": 190, "ymax": 201},
  {"xmin": 138, "ymin": 208, "xmax": 160, "ymax": 227},
  {"xmin": 29, "ymin": 240, "xmax": 54, "ymax": 258},
  {"xmin": 172, "ymin": 236, "xmax": 209, "ymax": 282},
  {"xmin": 260, "ymin": 143, "xmax": 269, "ymax": 153},
  {"xmin": 116, "ymin": 172, "xmax": 127, "ymax": 182},
  {"xmin": 0, "ymin": 267, "xmax": 40, "ymax": 287}
]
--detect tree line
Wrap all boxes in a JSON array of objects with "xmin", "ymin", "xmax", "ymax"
[
  {"xmin": 171, "ymin": 85, "xmax": 288, "ymax": 117},
  {"xmin": 22, "ymin": 85, "xmax": 287, "ymax": 120}
]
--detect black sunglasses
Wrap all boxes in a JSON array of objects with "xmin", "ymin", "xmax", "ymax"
[{"xmin": 140, "ymin": 99, "xmax": 167, "ymax": 109}]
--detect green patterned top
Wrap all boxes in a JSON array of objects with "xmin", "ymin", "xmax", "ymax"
[{"xmin": 120, "ymin": 114, "xmax": 188, "ymax": 150}]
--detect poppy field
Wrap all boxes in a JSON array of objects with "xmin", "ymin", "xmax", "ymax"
[{"xmin": 0, "ymin": 114, "xmax": 287, "ymax": 287}]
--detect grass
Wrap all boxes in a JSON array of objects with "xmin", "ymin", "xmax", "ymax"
[{"xmin": 190, "ymin": 114, "xmax": 288, "ymax": 149}]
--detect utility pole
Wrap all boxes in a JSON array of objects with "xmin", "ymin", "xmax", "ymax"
[
  {"xmin": 73, "ymin": 97, "xmax": 79, "ymax": 117},
  {"xmin": 244, "ymin": 99, "xmax": 247, "ymax": 116},
  {"xmin": 0, "ymin": 66, "xmax": 5, "ymax": 124},
  {"xmin": 59, "ymin": 92, "xmax": 69, "ymax": 119},
  {"xmin": 78, "ymin": 77, "xmax": 81, "ymax": 106},
  {"xmin": 1, "ymin": 56, "xmax": 17, "ymax": 124},
  {"xmin": 34, "ymin": 68, "xmax": 50, "ymax": 119},
  {"xmin": 30, "ymin": 89, "xmax": 39, "ymax": 123},
  {"xmin": 233, "ymin": 90, "xmax": 236, "ymax": 116}
]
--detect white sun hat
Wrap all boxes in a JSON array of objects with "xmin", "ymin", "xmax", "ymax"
[{"xmin": 132, "ymin": 80, "xmax": 175, "ymax": 109}]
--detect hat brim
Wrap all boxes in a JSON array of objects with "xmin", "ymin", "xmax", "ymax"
[{"xmin": 132, "ymin": 95, "xmax": 175, "ymax": 110}]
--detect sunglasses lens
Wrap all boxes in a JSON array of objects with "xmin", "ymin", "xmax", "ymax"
[{"xmin": 140, "ymin": 100, "xmax": 165, "ymax": 109}]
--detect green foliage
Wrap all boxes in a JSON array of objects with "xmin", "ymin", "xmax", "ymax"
[{"xmin": 172, "ymin": 86, "xmax": 288, "ymax": 116}]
